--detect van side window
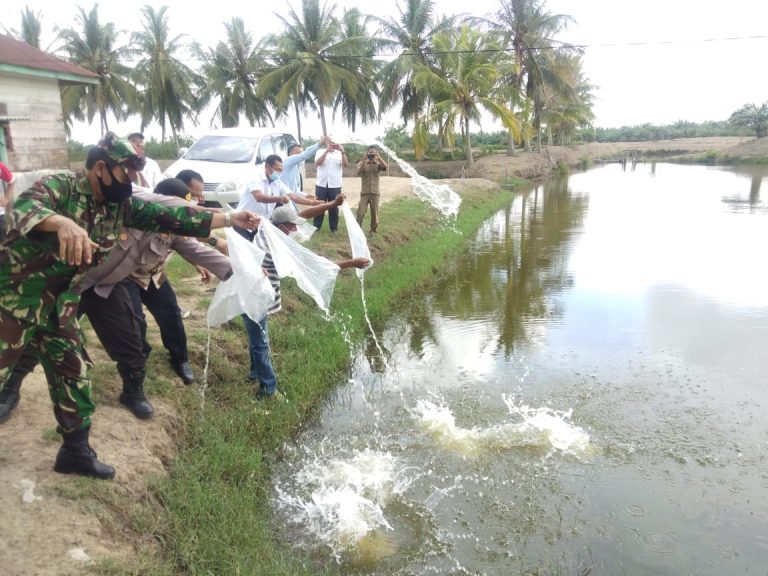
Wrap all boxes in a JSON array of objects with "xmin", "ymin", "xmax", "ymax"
[
  {"xmin": 272, "ymin": 135, "xmax": 288, "ymax": 158},
  {"xmin": 283, "ymin": 134, "xmax": 298, "ymax": 155},
  {"xmin": 257, "ymin": 137, "xmax": 274, "ymax": 163}
]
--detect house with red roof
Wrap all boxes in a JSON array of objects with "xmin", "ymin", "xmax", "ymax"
[{"xmin": 0, "ymin": 33, "xmax": 97, "ymax": 175}]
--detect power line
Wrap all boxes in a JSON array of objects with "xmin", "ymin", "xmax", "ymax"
[{"xmin": 10, "ymin": 33, "xmax": 768, "ymax": 66}]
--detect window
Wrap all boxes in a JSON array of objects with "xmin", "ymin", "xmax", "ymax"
[
  {"xmin": 184, "ymin": 135, "xmax": 258, "ymax": 163},
  {"xmin": 272, "ymin": 135, "xmax": 288, "ymax": 158},
  {"xmin": 257, "ymin": 137, "xmax": 274, "ymax": 164}
]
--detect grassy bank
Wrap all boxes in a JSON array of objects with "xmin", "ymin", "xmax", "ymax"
[{"xmin": 107, "ymin": 180, "xmax": 523, "ymax": 575}]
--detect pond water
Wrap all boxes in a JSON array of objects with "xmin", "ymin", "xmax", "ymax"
[{"xmin": 273, "ymin": 163, "xmax": 768, "ymax": 575}]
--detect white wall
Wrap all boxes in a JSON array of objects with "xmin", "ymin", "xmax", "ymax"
[{"xmin": 1, "ymin": 73, "xmax": 69, "ymax": 172}]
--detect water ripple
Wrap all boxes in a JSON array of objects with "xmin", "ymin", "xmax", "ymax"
[{"xmin": 638, "ymin": 528, "xmax": 677, "ymax": 554}]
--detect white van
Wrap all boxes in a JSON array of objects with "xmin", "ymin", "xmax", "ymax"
[{"xmin": 164, "ymin": 127, "xmax": 299, "ymax": 208}]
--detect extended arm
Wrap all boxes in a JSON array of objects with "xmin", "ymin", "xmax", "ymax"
[
  {"xmin": 253, "ymin": 188, "xmax": 289, "ymax": 205},
  {"xmin": 296, "ymin": 194, "xmax": 345, "ymax": 220},
  {"xmin": 172, "ymin": 236, "xmax": 233, "ymax": 281},
  {"xmin": 288, "ymin": 192, "xmax": 322, "ymax": 207},
  {"xmin": 282, "ymin": 136, "xmax": 329, "ymax": 168},
  {"xmin": 336, "ymin": 257, "xmax": 370, "ymax": 269}
]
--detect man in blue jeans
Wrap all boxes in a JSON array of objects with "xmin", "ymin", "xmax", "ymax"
[{"xmin": 234, "ymin": 199, "xmax": 368, "ymax": 400}]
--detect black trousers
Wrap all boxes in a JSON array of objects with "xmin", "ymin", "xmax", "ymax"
[
  {"xmin": 78, "ymin": 281, "xmax": 148, "ymax": 374},
  {"xmin": 125, "ymin": 280, "xmax": 188, "ymax": 365},
  {"xmin": 313, "ymin": 185, "xmax": 341, "ymax": 231}
]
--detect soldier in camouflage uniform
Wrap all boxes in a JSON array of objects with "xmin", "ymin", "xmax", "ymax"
[{"xmin": 0, "ymin": 132, "xmax": 259, "ymax": 479}]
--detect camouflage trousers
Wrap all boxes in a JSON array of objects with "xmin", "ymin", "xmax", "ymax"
[{"xmin": 0, "ymin": 308, "xmax": 94, "ymax": 433}]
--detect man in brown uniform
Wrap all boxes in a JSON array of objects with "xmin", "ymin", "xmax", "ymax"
[{"xmin": 356, "ymin": 145, "xmax": 387, "ymax": 237}]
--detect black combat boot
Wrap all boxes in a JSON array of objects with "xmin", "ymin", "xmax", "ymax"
[
  {"xmin": 0, "ymin": 372, "xmax": 23, "ymax": 424},
  {"xmin": 118, "ymin": 368, "xmax": 154, "ymax": 419},
  {"xmin": 54, "ymin": 426, "xmax": 115, "ymax": 479}
]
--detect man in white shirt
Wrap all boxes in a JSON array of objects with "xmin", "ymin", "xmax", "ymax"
[
  {"xmin": 314, "ymin": 141, "xmax": 348, "ymax": 232},
  {"xmin": 236, "ymin": 154, "xmax": 320, "ymax": 225},
  {"xmin": 127, "ymin": 132, "xmax": 163, "ymax": 191}
]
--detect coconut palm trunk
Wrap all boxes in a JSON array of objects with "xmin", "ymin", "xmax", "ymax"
[{"xmin": 463, "ymin": 114, "xmax": 473, "ymax": 173}]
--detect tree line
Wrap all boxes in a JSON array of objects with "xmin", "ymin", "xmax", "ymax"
[
  {"xmin": 6, "ymin": 0, "xmax": 765, "ymax": 171},
  {"xmin": 6, "ymin": 0, "xmax": 598, "ymax": 171}
]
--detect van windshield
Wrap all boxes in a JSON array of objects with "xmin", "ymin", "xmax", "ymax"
[{"xmin": 184, "ymin": 135, "xmax": 258, "ymax": 163}]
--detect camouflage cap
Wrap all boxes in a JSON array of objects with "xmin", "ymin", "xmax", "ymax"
[{"xmin": 98, "ymin": 131, "xmax": 146, "ymax": 171}]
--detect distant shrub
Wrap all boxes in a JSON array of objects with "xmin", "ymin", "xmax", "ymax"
[
  {"xmin": 67, "ymin": 140, "xmax": 88, "ymax": 161},
  {"xmin": 422, "ymin": 169, "xmax": 443, "ymax": 179},
  {"xmin": 144, "ymin": 136, "xmax": 195, "ymax": 160}
]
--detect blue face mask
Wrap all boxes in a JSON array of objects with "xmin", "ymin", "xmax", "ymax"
[{"xmin": 269, "ymin": 171, "xmax": 282, "ymax": 183}]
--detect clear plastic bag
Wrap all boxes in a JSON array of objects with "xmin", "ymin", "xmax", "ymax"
[
  {"xmin": 260, "ymin": 219, "xmax": 341, "ymax": 313},
  {"xmin": 207, "ymin": 228, "xmax": 275, "ymax": 327}
]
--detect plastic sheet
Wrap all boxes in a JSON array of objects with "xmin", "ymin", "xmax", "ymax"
[
  {"xmin": 206, "ymin": 227, "xmax": 275, "ymax": 327},
  {"xmin": 260, "ymin": 219, "xmax": 341, "ymax": 313}
]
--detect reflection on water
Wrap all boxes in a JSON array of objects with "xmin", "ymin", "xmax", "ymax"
[
  {"xmin": 430, "ymin": 176, "xmax": 588, "ymax": 355},
  {"xmin": 718, "ymin": 164, "xmax": 767, "ymax": 214},
  {"xmin": 273, "ymin": 163, "xmax": 768, "ymax": 575}
]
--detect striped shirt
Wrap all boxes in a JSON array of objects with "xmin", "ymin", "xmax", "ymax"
[{"xmin": 256, "ymin": 229, "xmax": 281, "ymax": 315}]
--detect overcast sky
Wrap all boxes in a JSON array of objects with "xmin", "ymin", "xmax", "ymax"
[{"xmin": 5, "ymin": 0, "xmax": 768, "ymax": 144}]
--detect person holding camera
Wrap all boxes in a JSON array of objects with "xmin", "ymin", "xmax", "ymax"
[
  {"xmin": 356, "ymin": 145, "xmax": 387, "ymax": 237},
  {"xmin": 314, "ymin": 140, "xmax": 348, "ymax": 232}
]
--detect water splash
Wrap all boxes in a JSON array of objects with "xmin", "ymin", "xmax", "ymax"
[
  {"xmin": 199, "ymin": 329, "xmax": 212, "ymax": 407},
  {"xmin": 359, "ymin": 277, "xmax": 389, "ymax": 371},
  {"xmin": 339, "ymin": 200, "xmax": 388, "ymax": 371},
  {"xmin": 275, "ymin": 448, "xmax": 412, "ymax": 561},
  {"xmin": 501, "ymin": 395, "xmax": 591, "ymax": 455},
  {"xmin": 336, "ymin": 134, "xmax": 462, "ymax": 219},
  {"xmin": 413, "ymin": 397, "xmax": 590, "ymax": 457}
]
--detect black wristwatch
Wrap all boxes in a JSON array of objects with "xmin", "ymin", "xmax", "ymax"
[{"xmin": 207, "ymin": 237, "xmax": 218, "ymax": 247}]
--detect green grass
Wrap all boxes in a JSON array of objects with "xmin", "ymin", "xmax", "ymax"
[{"xmin": 93, "ymin": 185, "xmax": 518, "ymax": 575}]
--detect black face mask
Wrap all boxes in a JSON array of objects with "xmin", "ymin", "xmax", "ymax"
[{"xmin": 97, "ymin": 171, "xmax": 133, "ymax": 203}]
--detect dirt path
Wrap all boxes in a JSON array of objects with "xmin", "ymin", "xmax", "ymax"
[
  {"xmin": 5, "ymin": 136, "xmax": 766, "ymax": 574},
  {"xmin": 0, "ymin": 368, "xmax": 179, "ymax": 575}
]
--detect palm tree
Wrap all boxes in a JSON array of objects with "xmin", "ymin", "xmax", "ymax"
[
  {"xmin": 331, "ymin": 8, "xmax": 381, "ymax": 133},
  {"xmin": 485, "ymin": 0, "xmax": 575, "ymax": 152},
  {"xmin": 57, "ymin": 5, "xmax": 136, "ymax": 135},
  {"xmin": 18, "ymin": 6, "xmax": 42, "ymax": 48},
  {"xmin": 258, "ymin": 0, "xmax": 365, "ymax": 136},
  {"xmin": 411, "ymin": 25, "xmax": 520, "ymax": 172},
  {"xmin": 195, "ymin": 18, "xmax": 275, "ymax": 129},
  {"xmin": 371, "ymin": 0, "xmax": 457, "ymax": 127},
  {"xmin": 130, "ymin": 5, "xmax": 199, "ymax": 141},
  {"xmin": 541, "ymin": 53, "xmax": 594, "ymax": 145},
  {"xmin": 729, "ymin": 102, "xmax": 768, "ymax": 138},
  {"xmin": 3, "ymin": 6, "xmax": 44, "ymax": 49}
]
